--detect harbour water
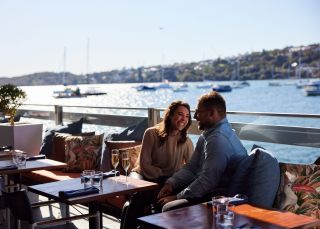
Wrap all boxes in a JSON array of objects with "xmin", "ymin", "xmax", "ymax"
[{"xmin": 20, "ymin": 79, "xmax": 320, "ymax": 164}]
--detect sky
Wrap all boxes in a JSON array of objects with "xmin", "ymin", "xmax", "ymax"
[{"xmin": 0, "ymin": 0, "xmax": 319, "ymax": 77}]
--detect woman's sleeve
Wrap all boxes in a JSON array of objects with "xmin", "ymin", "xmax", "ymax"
[
  {"xmin": 184, "ymin": 137, "xmax": 194, "ymax": 163},
  {"xmin": 139, "ymin": 128, "xmax": 163, "ymax": 179}
]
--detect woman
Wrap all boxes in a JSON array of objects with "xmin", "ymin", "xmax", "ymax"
[
  {"xmin": 121, "ymin": 101, "xmax": 194, "ymax": 228},
  {"xmin": 132, "ymin": 100, "xmax": 194, "ymax": 185}
]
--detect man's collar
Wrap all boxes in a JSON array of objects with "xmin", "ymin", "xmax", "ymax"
[{"xmin": 202, "ymin": 117, "xmax": 228, "ymax": 137}]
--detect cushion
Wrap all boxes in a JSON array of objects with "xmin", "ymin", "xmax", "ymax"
[
  {"xmin": 39, "ymin": 118, "xmax": 83, "ymax": 158},
  {"xmin": 64, "ymin": 133, "xmax": 104, "ymax": 172},
  {"xmin": 107, "ymin": 118, "xmax": 148, "ymax": 141},
  {"xmin": 118, "ymin": 145, "xmax": 142, "ymax": 175},
  {"xmin": 228, "ymin": 147, "xmax": 280, "ymax": 208},
  {"xmin": 52, "ymin": 132, "xmax": 95, "ymax": 163},
  {"xmin": 274, "ymin": 163, "xmax": 320, "ymax": 219},
  {"xmin": 100, "ymin": 140, "xmax": 142, "ymax": 172}
]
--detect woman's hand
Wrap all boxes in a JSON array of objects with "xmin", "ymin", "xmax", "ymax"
[{"xmin": 157, "ymin": 182, "xmax": 173, "ymax": 199}]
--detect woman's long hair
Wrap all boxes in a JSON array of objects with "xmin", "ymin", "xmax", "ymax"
[{"xmin": 155, "ymin": 100, "xmax": 192, "ymax": 145}]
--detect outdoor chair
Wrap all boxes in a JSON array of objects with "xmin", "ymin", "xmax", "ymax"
[{"xmin": 3, "ymin": 189, "xmax": 98, "ymax": 229}]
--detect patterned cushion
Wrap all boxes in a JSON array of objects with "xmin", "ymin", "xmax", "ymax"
[
  {"xmin": 52, "ymin": 132, "xmax": 95, "ymax": 162},
  {"xmin": 274, "ymin": 163, "xmax": 320, "ymax": 219},
  {"xmin": 64, "ymin": 134, "xmax": 104, "ymax": 172}
]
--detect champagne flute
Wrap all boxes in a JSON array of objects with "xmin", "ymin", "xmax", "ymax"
[
  {"xmin": 121, "ymin": 150, "xmax": 130, "ymax": 184},
  {"xmin": 111, "ymin": 149, "xmax": 119, "ymax": 180}
]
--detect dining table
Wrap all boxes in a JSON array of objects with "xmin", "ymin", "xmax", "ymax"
[
  {"xmin": 137, "ymin": 203, "xmax": 320, "ymax": 229},
  {"xmin": 28, "ymin": 175, "xmax": 159, "ymax": 229},
  {"xmin": 0, "ymin": 157, "xmax": 67, "ymax": 229}
]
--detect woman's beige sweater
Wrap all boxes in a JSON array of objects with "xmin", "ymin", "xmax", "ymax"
[{"xmin": 133, "ymin": 127, "xmax": 194, "ymax": 180}]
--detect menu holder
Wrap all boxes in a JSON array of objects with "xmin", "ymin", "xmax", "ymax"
[
  {"xmin": 58, "ymin": 187, "xmax": 99, "ymax": 198},
  {"xmin": 103, "ymin": 170, "xmax": 120, "ymax": 179},
  {"xmin": 0, "ymin": 165, "xmax": 18, "ymax": 171},
  {"xmin": 26, "ymin": 155, "xmax": 46, "ymax": 161}
]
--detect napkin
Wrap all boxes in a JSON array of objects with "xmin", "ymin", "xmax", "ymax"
[
  {"xmin": 26, "ymin": 155, "xmax": 46, "ymax": 161},
  {"xmin": 103, "ymin": 170, "xmax": 120, "ymax": 179},
  {"xmin": 0, "ymin": 165, "xmax": 18, "ymax": 171},
  {"xmin": 58, "ymin": 187, "xmax": 99, "ymax": 198}
]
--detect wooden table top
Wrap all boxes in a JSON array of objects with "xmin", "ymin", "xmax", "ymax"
[
  {"xmin": 0, "ymin": 158, "xmax": 66, "ymax": 174},
  {"xmin": 138, "ymin": 203, "xmax": 320, "ymax": 229},
  {"xmin": 28, "ymin": 176, "xmax": 159, "ymax": 205}
]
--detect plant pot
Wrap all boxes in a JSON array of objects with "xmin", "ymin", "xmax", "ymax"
[{"xmin": 0, "ymin": 122, "xmax": 43, "ymax": 156}]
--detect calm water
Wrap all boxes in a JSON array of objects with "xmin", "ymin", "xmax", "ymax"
[{"xmin": 20, "ymin": 79, "xmax": 320, "ymax": 164}]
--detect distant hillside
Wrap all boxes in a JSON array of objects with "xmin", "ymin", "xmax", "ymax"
[{"xmin": 1, "ymin": 43, "xmax": 319, "ymax": 86}]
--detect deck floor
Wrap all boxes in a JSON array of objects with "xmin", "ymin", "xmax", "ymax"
[{"xmin": 1, "ymin": 192, "xmax": 121, "ymax": 229}]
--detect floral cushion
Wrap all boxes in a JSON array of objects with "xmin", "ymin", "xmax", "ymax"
[
  {"xmin": 274, "ymin": 163, "xmax": 320, "ymax": 219},
  {"xmin": 64, "ymin": 134, "xmax": 104, "ymax": 172},
  {"xmin": 52, "ymin": 132, "xmax": 95, "ymax": 163}
]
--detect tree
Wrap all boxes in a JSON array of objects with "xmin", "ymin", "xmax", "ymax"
[{"xmin": 0, "ymin": 84, "xmax": 27, "ymax": 126}]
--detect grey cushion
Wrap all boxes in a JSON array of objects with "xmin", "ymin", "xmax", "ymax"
[
  {"xmin": 228, "ymin": 147, "xmax": 280, "ymax": 208},
  {"xmin": 39, "ymin": 118, "xmax": 83, "ymax": 157},
  {"xmin": 107, "ymin": 118, "xmax": 147, "ymax": 141}
]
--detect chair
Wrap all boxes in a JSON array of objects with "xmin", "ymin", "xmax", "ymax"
[{"xmin": 2, "ymin": 189, "xmax": 98, "ymax": 229}]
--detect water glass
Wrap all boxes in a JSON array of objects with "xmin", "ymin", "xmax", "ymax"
[
  {"xmin": 92, "ymin": 171, "xmax": 103, "ymax": 189},
  {"xmin": 12, "ymin": 150, "xmax": 27, "ymax": 167},
  {"xmin": 81, "ymin": 170, "xmax": 95, "ymax": 187},
  {"xmin": 212, "ymin": 196, "xmax": 226, "ymax": 215},
  {"xmin": 216, "ymin": 210, "xmax": 234, "ymax": 228}
]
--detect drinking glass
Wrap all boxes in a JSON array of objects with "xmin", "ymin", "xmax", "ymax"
[
  {"xmin": 111, "ymin": 149, "xmax": 119, "ymax": 180},
  {"xmin": 92, "ymin": 171, "xmax": 103, "ymax": 189},
  {"xmin": 121, "ymin": 150, "xmax": 130, "ymax": 184},
  {"xmin": 81, "ymin": 170, "xmax": 95, "ymax": 188},
  {"xmin": 212, "ymin": 196, "xmax": 225, "ymax": 216}
]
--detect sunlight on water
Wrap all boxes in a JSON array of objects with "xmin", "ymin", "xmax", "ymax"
[{"xmin": 20, "ymin": 80, "xmax": 320, "ymax": 164}]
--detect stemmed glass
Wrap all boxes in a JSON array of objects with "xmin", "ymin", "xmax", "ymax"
[
  {"xmin": 111, "ymin": 149, "xmax": 119, "ymax": 180},
  {"xmin": 121, "ymin": 150, "xmax": 130, "ymax": 184}
]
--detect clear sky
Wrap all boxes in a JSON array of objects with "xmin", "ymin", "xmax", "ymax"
[{"xmin": 0, "ymin": 0, "xmax": 319, "ymax": 77}]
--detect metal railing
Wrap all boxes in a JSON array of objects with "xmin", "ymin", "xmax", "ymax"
[{"xmin": 17, "ymin": 104, "xmax": 320, "ymax": 149}]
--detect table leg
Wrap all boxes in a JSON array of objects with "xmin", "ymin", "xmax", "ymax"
[{"xmin": 89, "ymin": 203, "xmax": 101, "ymax": 229}]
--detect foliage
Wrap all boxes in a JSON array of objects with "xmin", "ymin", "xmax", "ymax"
[
  {"xmin": 0, "ymin": 84, "xmax": 27, "ymax": 125},
  {"xmin": 0, "ymin": 44, "xmax": 319, "ymax": 85}
]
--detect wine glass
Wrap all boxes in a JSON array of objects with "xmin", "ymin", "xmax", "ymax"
[
  {"xmin": 121, "ymin": 150, "xmax": 130, "ymax": 184},
  {"xmin": 111, "ymin": 149, "xmax": 119, "ymax": 180}
]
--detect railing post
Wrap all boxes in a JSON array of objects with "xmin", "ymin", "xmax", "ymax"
[
  {"xmin": 148, "ymin": 108, "xmax": 160, "ymax": 127},
  {"xmin": 54, "ymin": 105, "xmax": 63, "ymax": 125}
]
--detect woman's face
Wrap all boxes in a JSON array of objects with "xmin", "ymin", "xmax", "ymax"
[{"xmin": 170, "ymin": 105, "xmax": 190, "ymax": 131}]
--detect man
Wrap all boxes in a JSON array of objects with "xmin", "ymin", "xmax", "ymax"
[{"xmin": 157, "ymin": 91, "xmax": 247, "ymax": 211}]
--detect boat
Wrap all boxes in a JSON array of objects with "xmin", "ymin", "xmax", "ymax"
[
  {"xmin": 268, "ymin": 82, "xmax": 282, "ymax": 86},
  {"xmin": 136, "ymin": 85, "xmax": 157, "ymax": 91},
  {"xmin": 53, "ymin": 87, "xmax": 86, "ymax": 98},
  {"xmin": 303, "ymin": 80, "xmax": 320, "ymax": 96},
  {"xmin": 196, "ymin": 83, "xmax": 213, "ymax": 89},
  {"xmin": 53, "ymin": 87, "xmax": 107, "ymax": 98},
  {"xmin": 156, "ymin": 80, "xmax": 172, "ymax": 89},
  {"xmin": 172, "ymin": 86, "xmax": 188, "ymax": 92},
  {"xmin": 82, "ymin": 87, "xmax": 107, "ymax": 96},
  {"xmin": 212, "ymin": 84, "xmax": 232, "ymax": 92}
]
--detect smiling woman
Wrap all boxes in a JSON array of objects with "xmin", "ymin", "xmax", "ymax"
[{"xmin": 132, "ymin": 100, "xmax": 193, "ymax": 183}]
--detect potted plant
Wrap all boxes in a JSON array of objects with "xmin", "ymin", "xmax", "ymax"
[
  {"xmin": 0, "ymin": 84, "xmax": 27, "ymax": 125},
  {"xmin": 0, "ymin": 84, "xmax": 42, "ymax": 156}
]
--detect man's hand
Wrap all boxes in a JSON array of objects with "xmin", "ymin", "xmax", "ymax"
[
  {"xmin": 157, "ymin": 182, "xmax": 173, "ymax": 199},
  {"xmin": 157, "ymin": 195, "xmax": 177, "ymax": 206}
]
